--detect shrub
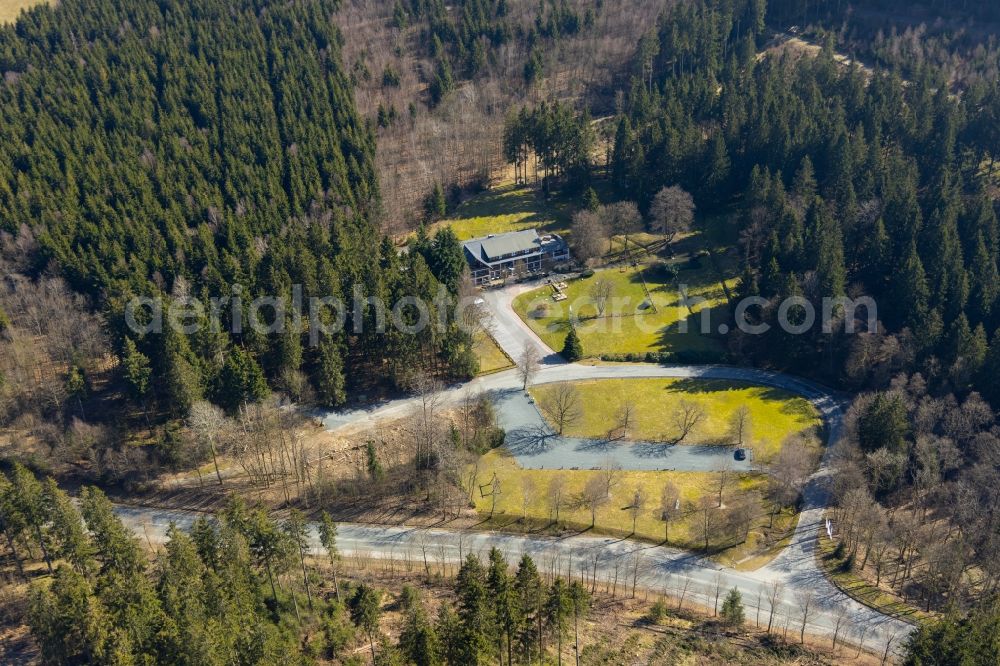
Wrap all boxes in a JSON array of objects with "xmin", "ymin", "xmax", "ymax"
[
  {"xmin": 399, "ymin": 585, "xmax": 420, "ymax": 611},
  {"xmin": 647, "ymin": 599, "xmax": 669, "ymax": 623},
  {"xmin": 580, "ymin": 268, "xmax": 595, "ymax": 278},
  {"xmin": 720, "ymin": 588, "xmax": 745, "ymax": 628},
  {"xmin": 650, "ymin": 261, "xmax": 679, "ymax": 281},
  {"xmin": 688, "ymin": 249, "xmax": 710, "ymax": 269},
  {"xmin": 671, "ymin": 349, "xmax": 727, "ymax": 364},
  {"xmin": 596, "ymin": 350, "xmax": 728, "ymax": 365},
  {"xmin": 532, "ymin": 303, "xmax": 550, "ymax": 319}
]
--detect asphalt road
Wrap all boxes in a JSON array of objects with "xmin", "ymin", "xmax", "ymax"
[
  {"xmin": 116, "ymin": 501, "xmax": 910, "ymax": 657},
  {"xmin": 116, "ymin": 283, "xmax": 914, "ymax": 656}
]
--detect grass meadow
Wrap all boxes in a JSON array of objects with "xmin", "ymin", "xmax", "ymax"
[{"xmin": 529, "ymin": 378, "xmax": 822, "ymax": 461}]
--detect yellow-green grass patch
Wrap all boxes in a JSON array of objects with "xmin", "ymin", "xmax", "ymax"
[
  {"xmin": 0, "ymin": 0, "xmax": 48, "ymax": 24},
  {"xmin": 472, "ymin": 450, "xmax": 766, "ymax": 551},
  {"xmin": 473, "ymin": 332, "xmax": 514, "ymax": 374},
  {"xmin": 529, "ymin": 378, "xmax": 821, "ymax": 461},
  {"xmin": 430, "ymin": 184, "xmax": 575, "ymax": 241},
  {"xmin": 512, "ymin": 263, "xmax": 735, "ymax": 357}
]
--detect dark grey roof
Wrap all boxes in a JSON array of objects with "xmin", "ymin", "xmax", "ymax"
[
  {"xmin": 463, "ymin": 229, "xmax": 567, "ymax": 268},
  {"xmin": 478, "ymin": 229, "xmax": 540, "ymax": 261}
]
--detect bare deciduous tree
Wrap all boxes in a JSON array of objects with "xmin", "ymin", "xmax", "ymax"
[
  {"xmin": 676, "ymin": 576, "xmax": 692, "ymax": 611},
  {"xmin": 547, "ymin": 476, "xmax": 567, "ymax": 523},
  {"xmin": 766, "ymin": 580, "xmax": 784, "ymax": 633},
  {"xmin": 630, "ymin": 551, "xmax": 645, "ymax": 598},
  {"xmin": 457, "ymin": 273, "xmax": 494, "ymax": 338},
  {"xmin": 410, "ymin": 374, "xmax": 445, "ymax": 471},
  {"xmin": 600, "ymin": 457, "xmax": 622, "ymax": 498},
  {"xmin": 728, "ymin": 405, "xmax": 752, "ymax": 447},
  {"xmin": 580, "ymin": 475, "xmax": 609, "ymax": 528},
  {"xmin": 602, "ymin": 201, "xmax": 642, "ymax": 248},
  {"xmin": 649, "ymin": 185, "xmax": 695, "ymax": 253},
  {"xmin": 589, "ymin": 278, "xmax": 615, "ymax": 317},
  {"xmin": 520, "ymin": 476, "xmax": 536, "ymax": 521},
  {"xmin": 659, "ymin": 481, "xmax": 681, "ymax": 543},
  {"xmin": 796, "ymin": 590, "xmax": 816, "ymax": 644},
  {"xmin": 832, "ymin": 604, "xmax": 849, "ymax": 651},
  {"xmin": 766, "ymin": 436, "xmax": 816, "ymax": 525},
  {"xmin": 627, "ymin": 487, "xmax": 646, "ymax": 534},
  {"xmin": 670, "ymin": 400, "xmax": 705, "ymax": 444},
  {"xmin": 864, "ymin": 447, "xmax": 907, "ymax": 492},
  {"xmin": 518, "ymin": 342, "xmax": 541, "ymax": 390},
  {"xmin": 697, "ymin": 495, "xmax": 718, "ymax": 551},
  {"xmin": 188, "ymin": 401, "xmax": 230, "ymax": 486},
  {"xmin": 616, "ymin": 397, "xmax": 636, "ymax": 439},
  {"xmin": 0, "ymin": 269, "xmax": 108, "ymax": 426},
  {"xmin": 716, "ymin": 458, "xmax": 732, "ymax": 508},
  {"xmin": 710, "ymin": 573, "xmax": 726, "ymax": 617},
  {"xmin": 539, "ymin": 383, "xmax": 582, "ymax": 435},
  {"xmin": 570, "ymin": 209, "xmax": 608, "ymax": 264},
  {"xmin": 727, "ymin": 494, "xmax": 759, "ymax": 544},
  {"xmin": 488, "ymin": 474, "xmax": 502, "ymax": 517}
]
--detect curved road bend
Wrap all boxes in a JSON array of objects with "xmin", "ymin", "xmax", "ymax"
[{"xmin": 115, "ymin": 284, "xmax": 913, "ymax": 656}]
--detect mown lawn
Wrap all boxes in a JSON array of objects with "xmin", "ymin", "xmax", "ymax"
[
  {"xmin": 430, "ymin": 184, "xmax": 576, "ymax": 241},
  {"xmin": 529, "ymin": 378, "xmax": 821, "ymax": 461},
  {"xmin": 473, "ymin": 332, "xmax": 513, "ymax": 374},
  {"xmin": 471, "ymin": 450, "xmax": 794, "ymax": 567},
  {"xmin": 512, "ymin": 262, "xmax": 735, "ymax": 357}
]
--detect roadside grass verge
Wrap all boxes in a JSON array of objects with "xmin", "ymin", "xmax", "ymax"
[
  {"xmin": 726, "ymin": 510, "xmax": 798, "ymax": 570},
  {"xmin": 470, "ymin": 449, "xmax": 793, "ymax": 567},
  {"xmin": 816, "ymin": 528, "xmax": 931, "ymax": 625},
  {"xmin": 473, "ymin": 331, "xmax": 514, "ymax": 374},
  {"xmin": 528, "ymin": 378, "xmax": 822, "ymax": 462},
  {"xmin": 511, "ymin": 261, "xmax": 735, "ymax": 358}
]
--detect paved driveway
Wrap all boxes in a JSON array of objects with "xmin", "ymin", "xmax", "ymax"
[{"xmin": 478, "ymin": 280, "xmax": 564, "ymax": 364}]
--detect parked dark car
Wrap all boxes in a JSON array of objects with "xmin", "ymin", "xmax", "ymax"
[{"xmin": 734, "ymin": 448, "xmax": 747, "ymax": 461}]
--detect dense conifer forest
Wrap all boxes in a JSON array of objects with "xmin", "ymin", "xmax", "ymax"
[
  {"xmin": 606, "ymin": 0, "xmax": 1000, "ymax": 402},
  {"xmin": 0, "ymin": 0, "xmax": 477, "ymax": 422},
  {"xmin": 2, "ymin": 0, "xmax": 1000, "ymax": 659}
]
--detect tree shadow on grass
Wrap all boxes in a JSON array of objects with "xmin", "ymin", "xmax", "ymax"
[
  {"xmin": 664, "ymin": 378, "xmax": 795, "ymax": 405},
  {"xmin": 445, "ymin": 186, "xmax": 568, "ymax": 232},
  {"xmin": 653, "ymin": 310, "xmax": 729, "ymax": 356},
  {"xmin": 779, "ymin": 398, "xmax": 821, "ymax": 420},
  {"xmin": 664, "ymin": 378, "xmax": 817, "ymax": 427}
]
